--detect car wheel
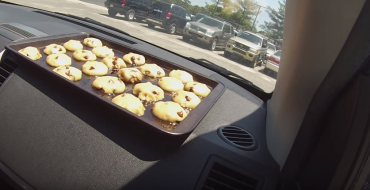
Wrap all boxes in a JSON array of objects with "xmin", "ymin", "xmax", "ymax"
[
  {"xmin": 224, "ymin": 51, "xmax": 231, "ymax": 58},
  {"xmin": 251, "ymin": 55, "xmax": 260, "ymax": 68},
  {"xmin": 183, "ymin": 36, "xmax": 190, "ymax": 42},
  {"xmin": 209, "ymin": 38, "xmax": 217, "ymax": 51},
  {"xmin": 108, "ymin": 8, "xmax": 117, "ymax": 17},
  {"xmin": 167, "ymin": 23, "xmax": 177, "ymax": 34},
  {"xmin": 125, "ymin": 10, "xmax": 135, "ymax": 21},
  {"xmin": 148, "ymin": 23, "xmax": 155, "ymax": 28}
]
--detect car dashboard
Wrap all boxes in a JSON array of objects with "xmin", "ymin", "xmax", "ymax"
[{"xmin": 0, "ymin": 2, "xmax": 279, "ymax": 190}]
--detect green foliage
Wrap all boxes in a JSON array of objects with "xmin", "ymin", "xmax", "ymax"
[{"xmin": 259, "ymin": 0, "xmax": 285, "ymax": 39}]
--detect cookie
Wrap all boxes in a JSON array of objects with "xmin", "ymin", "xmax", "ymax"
[
  {"xmin": 152, "ymin": 101, "xmax": 187, "ymax": 122},
  {"xmin": 157, "ymin": 77, "xmax": 183, "ymax": 92},
  {"xmin": 73, "ymin": 50, "xmax": 97, "ymax": 61},
  {"xmin": 63, "ymin": 40, "xmax": 83, "ymax": 51},
  {"xmin": 53, "ymin": 66, "xmax": 82, "ymax": 81},
  {"xmin": 18, "ymin": 46, "xmax": 42, "ymax": 60},
  {"xmin": 82, "ymin": 61, "xmax": 108, "ymax": 76},
  {"xmin": 102, "ymin": 56, "xmax": 126, "ymax": 70},
  {"xmin": 43, "ymin": 44, "xmax": 66, "ymax": 55},
  {"xmin": 83, "ymin": 37, "xmax": 103, "ymax": 47},
  {"xmin": 92, "ymin": 46, "xmax": 114, "ymax": 58},
  {"xmin": 112, "ymin": 93, "xmax": 145, "ymax": 116},
  {"xmin": 133, "ymin": 82, "xmax": 164, "ymax": 101},
  {"xmin": 122, "ymin": 52, "xmax": 146, "ymax": 65},
  {"xmin": 138, "ymin": 64, "xmax": 165, "ymax": 78},
  {"xmin": 169, "ymin": 70, "xmax": 193, "ymax": 84},
  {"xmin": 92, "ymin": 76, "xmax": 125, "ymax": 94},
  {"xmin": 184, "ymin": 81, "xmax": 211, "ymax": 97},
  {"xmin": 117, "ymin": 68, "xmax": 143, "ymax": 83},
  {"xmin": 46, "ymin": 53, "xmax": 72, "ymax": 67},
  {"xmin": 172, "ymin": 91, "xmax": 201, "ymax": 109}
]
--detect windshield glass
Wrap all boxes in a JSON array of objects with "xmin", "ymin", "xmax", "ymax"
[
  {"xmin": 275, "ymin": 50, "xmax": 282, "ymax": 57},
  {"xmin": 268, "ymin": 43, "xmax": 276, "ymax": 51},
  {"xmin": 198, "ymin": 17, "xmax": 223, "ymax": 30},
  {"xmin": 6, "ymin": 0, "xmax": 287, "ymax": 93},
  {"xmin": 238, "ymin": 32, "xmax": 263, "ymax": 45}
]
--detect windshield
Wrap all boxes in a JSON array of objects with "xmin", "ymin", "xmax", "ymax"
[
  {"xmin": 198, "ymin": 17, "xmax": 224, "ymax": 30},
  {"xmin": 268, "ymin": 43, "xmax": 276, "ymax": 51},
  {"xmin": 238, "ymin": 32, "xmax": 263, "ymax": 45},
  {"xmin": 274, "ymin": 50, "xmax": 282, "ymax": 57},
  {"xmin": 6, "ymin": 0, "xmax": 287, "ymax": 93}
]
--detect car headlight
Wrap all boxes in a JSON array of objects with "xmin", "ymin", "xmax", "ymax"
[
  {"xmin": 249, "ymin": 48, "xmax": 257, "ymax": 53},
  {"xmin": 205, "ymin": 29, "xmax": 214, "ymax": 36},
  {"xmin": 185, "ymin": 22, "xmax": 191, "ymax": 28}
]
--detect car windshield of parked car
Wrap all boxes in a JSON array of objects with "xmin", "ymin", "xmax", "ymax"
[
  {"xmin": 5, "ymin": 0, "xmax": 287, "ymax": 93},
  {"xmin": 268, "ymin": 43, "xmax": 276, "ymax": 51},
  {"xmin": 238, "ymin": 32, "xmax": 263, "ymax": 45},
  {"xmin": 275, "ymin": 50, "xmax": 282, "ymax": 57},
  {"xmin": 198, "ymin": 17, "xmax": 224, "ymax": 30}
]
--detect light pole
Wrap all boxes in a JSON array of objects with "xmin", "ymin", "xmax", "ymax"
[
  {"xmin": 250, "ymin": 6, "xmax": 261, "ymax": 31},
  {"xmin": 212, "ymin": 0, "xmax": 220, "ymax": 16},
  {"xmin": 250, "ymin": 4, "xmax": 266, "ymax": 31}
]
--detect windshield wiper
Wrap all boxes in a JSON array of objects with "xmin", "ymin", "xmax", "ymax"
[{"xmin": 188, "ymin": 58, "xmax": 264, "ymax": 92}]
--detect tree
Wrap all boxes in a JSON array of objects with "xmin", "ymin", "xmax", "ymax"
[{"xmin": 259, "ymin": 0, "xmax": 285, "ymax": 39}]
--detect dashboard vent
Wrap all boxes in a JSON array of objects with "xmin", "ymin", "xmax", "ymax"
[
  {"xmin": 202, "ymin": 163, "xmax": 257, "ymax": 190},
  {"xmin": 0, "ymin": 23, "xmax": 36, "ymax": 38},
  {"xmin": 0, "ymin": 61, "xmax": 18, "ymax": 87},
  {"xmin": 218, "ymin": 126, "xmax": 257, "ymax": 151}
]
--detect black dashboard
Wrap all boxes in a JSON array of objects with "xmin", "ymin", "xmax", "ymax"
[{"xmin": 0, "ymin": 2, "xmax": 279, "ymax": 190}]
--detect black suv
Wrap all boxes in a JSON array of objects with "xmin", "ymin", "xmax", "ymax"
[
  {"xmin": 104, "ymin": 0, "xmax": 151, "ymax": 21},
  {"xmin": 146, "ymin": 2, "xmax": 192, "ymax": 34}
]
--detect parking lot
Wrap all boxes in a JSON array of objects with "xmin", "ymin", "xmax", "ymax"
[{"xmin": 5, "ymin": 0, "xmax": 277, "ymax": 92}]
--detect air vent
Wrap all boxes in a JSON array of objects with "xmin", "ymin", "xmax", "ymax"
[
  {"xmin": 202, "ymin": 163, "xmax": 258, "ymax": 190},
  {"xmin": 0, "ymin": 23, "xmax": 36, "ymax": 38},
  {"xmin": 0, "ymin": 61, "xmax": 18, "ymax": 87},
  {"xmin": 218, "ymin": 126, "xmax": 257, "ymax": 150}
]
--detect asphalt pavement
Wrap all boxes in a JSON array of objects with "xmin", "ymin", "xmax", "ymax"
[
  {"xmin": 4, "ymin": 0, "xmax": 277, "ymax": 92},
  {"xmin": 80, "ymin": 0, "xmax": 105, "ymax": 7}
]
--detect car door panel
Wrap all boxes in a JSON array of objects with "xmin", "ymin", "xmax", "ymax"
[
  {"xmin": 149, "ymin": 2, "xmax": 162, "ymax": 20},
  {"xmin": 136, "ymin": 0, "xmax": 145, "ymax": 18}
]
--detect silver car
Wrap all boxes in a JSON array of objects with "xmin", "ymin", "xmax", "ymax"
[
  {"xmin": 265, "ymin": 50, "xmax": 281, "ymax": 73},
  {"xmin": 267, "ymin": 43, "xmax": 276, "ymax": 57},
  {"xmin": 182, "ymin": 16, "xmax": 235, "ymax": 51}
]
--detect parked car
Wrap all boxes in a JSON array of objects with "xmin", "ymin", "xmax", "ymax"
[
  {"xmin": 224, "ymin": 31, "xmax": 268, "ymax": 68},
  {"xmin": 194, "ymin": 13, "xmax": 207, "ymax": 21},
  {"xmin": 146, "ymin": 2, "xmax": 192, "ymax": 34},
  {"xmin": 233, "ymin": 29, "xmax": 239, "ymax": 36},
  {"xmin": 267, "ymin": 42, "xmax": 276, "ymax": 57},
  {"xmin": 265, "ymin": 50, "xmax": 281, "ymax": 73},
  {"xmin": 182, "ymin": 16, "xmax": 235, "ymax": 51},
  {"xmin": 104, "ymin": 0, "xmax": 152, "ymax": 21}
]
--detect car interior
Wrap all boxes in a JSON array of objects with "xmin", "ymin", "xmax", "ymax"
[{"xmin": 1, "ymin": 0, "xmax": 370, "ymax": 189}]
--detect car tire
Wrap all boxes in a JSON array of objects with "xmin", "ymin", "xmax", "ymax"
[
  {"xmin": 125, "ymin": 10, "xmax": 135, "ymax": 21},
  {"xmin": 224, "ymin": 51, "xmax": 231, "ymax": 58},
  {"xmin": 183, "ymin": 36, "xmax": 190, "ymax": 42},
  {"xmin": 167, "ymin": 23, "xmax": 177, "ymax": 34},
  {"xmin": 251, "ymin": 55, "xmax": 260, "ymax": 68},
  {"xmin": 148, "ymin": 23, "xmax": 155, "ymax": 28},
  {"xmin": 108, "ymin": 8, "xmax": 117, "ymax": 17},
  {"xmin": 208, "ymin": 38, "xmax": 217, "ymax": 51}
]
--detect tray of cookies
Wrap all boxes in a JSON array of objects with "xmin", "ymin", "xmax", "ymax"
[{"xmin": 5, "ymin": 32, "xmax": 225, "ymax": 135}]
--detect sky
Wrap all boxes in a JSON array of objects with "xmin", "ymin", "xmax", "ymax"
[{"xmin": 189, "ymin": 0, "xmax": 281, "ymax": 30}]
